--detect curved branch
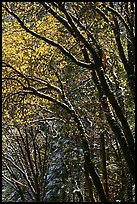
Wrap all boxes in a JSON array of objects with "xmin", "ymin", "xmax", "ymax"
[
  {"xmin": 26, "ymin": 76, "xmax": 62, "ymax": 95},
  {"xmin": 22, "ymin": 87, "xmax": 73, "ymax": 114},
  {"xmin": 3, "ymin": 4, "xmax": 94, "ymax": 69},
  {"xmin": 2, "ymin": 91, "xmax": 26, "ymax": 106},
  {"xmin": 2, "ymin": 62, "xmax": 30, "ymax": 87}
]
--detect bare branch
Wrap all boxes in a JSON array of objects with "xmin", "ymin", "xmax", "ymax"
[{"xmin": 2, "ymin": 175, "xmax": 27, "ymax": 188}]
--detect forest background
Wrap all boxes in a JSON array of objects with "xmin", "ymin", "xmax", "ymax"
[{"xmin": 2, "ymin": 2, "xmax": 135, "ymax": 202}]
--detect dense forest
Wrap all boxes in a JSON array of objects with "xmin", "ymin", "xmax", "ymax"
[{"xmin": 2, "ymin": 2, "xmax": 135, "ymax": 202}]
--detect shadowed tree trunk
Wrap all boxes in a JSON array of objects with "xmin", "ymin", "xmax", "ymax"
[{"xmin": 100, "ymin": 131, "xmax": 109, "ymax": 199}]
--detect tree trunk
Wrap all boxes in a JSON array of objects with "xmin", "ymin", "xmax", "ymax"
[{"xmin": 100, "ymin": 131, "xmax": 109, "ymax": 199}]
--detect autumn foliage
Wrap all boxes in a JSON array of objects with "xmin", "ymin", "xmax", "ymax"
[{"xmin": 2, "ymin": 2, "xmax": 135, "ymax": 202}]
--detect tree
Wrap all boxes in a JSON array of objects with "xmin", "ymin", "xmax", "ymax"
[{"xmin": 2, "ymin": 2, "xmax": 135, "ymax": 202}]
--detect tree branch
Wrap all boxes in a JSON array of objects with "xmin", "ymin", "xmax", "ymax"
[
  {"xmin": 54, "ymin": 2, "xmax": 100, "ymax": 63},
  {"xmin": 22, "ymin": 87, "xmax": 73, "ymax": 114},
  {"xmin": 2, "ymin": 62, "xmax": 30, "ymax": 87},
  {"xmin": 104, "ymin": 4, "xmax": 135, "ymax": 40},
  {"xmin": 3, "ymin": 4, "xmax": 94, "ymax": 69}
]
